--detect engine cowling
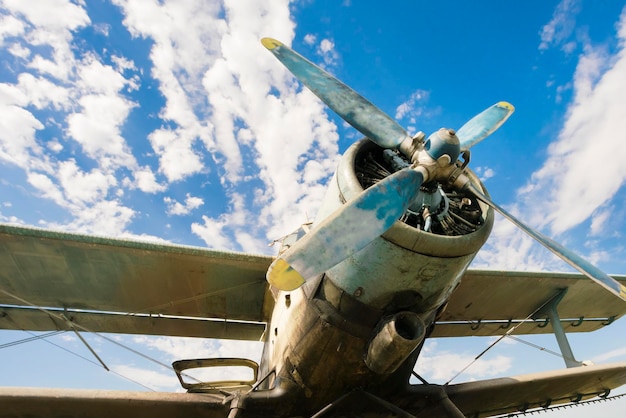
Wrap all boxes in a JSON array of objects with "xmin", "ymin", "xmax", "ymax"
[{"xmin": 314, "ymin": 138, "xmax": 494, "ymax": 313}]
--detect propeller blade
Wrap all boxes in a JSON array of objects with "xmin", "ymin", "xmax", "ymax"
[
  {"xmin": 267, "ymin": 168, "xmax": 425, "ymax": 291},
  {"xmin": 262, "ymin": 37, "xmax": 410, "ymax": 149},
  {"xmin": 456, "ymin": 102, "xmax": 514, "ymax": 151},
  {"xmin": 465, "ymin": 183, "xmax": 626, "ymax": 302}
]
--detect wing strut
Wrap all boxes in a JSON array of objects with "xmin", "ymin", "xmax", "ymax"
[
  {"xmin": 444, "ymin": 289, "xmax": 571, "ymax": 384},
  {"xmin": 531, "ymin": 288, "xmax": 583, "ymax": 368}
]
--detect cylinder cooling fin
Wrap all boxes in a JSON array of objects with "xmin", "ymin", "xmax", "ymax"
[{"xmin": 354, "ymin": 141, "xmax": 485, "ymax": 237}]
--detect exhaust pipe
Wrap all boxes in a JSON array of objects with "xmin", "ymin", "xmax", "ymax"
[{"xmin": 365, "ymin": 311, "xmax": 425, "ymax": 375}]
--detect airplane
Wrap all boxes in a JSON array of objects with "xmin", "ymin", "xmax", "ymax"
[{"xmin": 1, "ymin": 37, "xmax": 625, "ymax": 417}]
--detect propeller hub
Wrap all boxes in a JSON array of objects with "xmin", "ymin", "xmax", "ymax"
[{"xmin": 424, "ymin": 128, "xmax": 461, "ymax": 165}]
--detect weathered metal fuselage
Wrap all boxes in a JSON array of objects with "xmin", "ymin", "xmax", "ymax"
[{"xmin": 258, "ymin": 139, "xmax": 494, "ymax": 415}]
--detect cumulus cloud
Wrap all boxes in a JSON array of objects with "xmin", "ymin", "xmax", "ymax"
[
  {"xmin": 538, "ymin": 0, "xmax": 581, "ymax": 51},
  {"xmin": 472, "ymin": 6, "xmax": 626, "ymax": 281},
  {"xmin": 394, "ymin": 89, "xmax": 441, "ymax": 135},
  {"xmin": 522, "ymin": 10, "xmax": 626, "ymax": 235},
  {"xmin": 395, "ymin": 89, "xmax": 430, "ymax": 121},
  {"xmin": 1, "ymin": 0, "xmax": 342, "ymax": 248},
  {"xmin": 0, "ymin": 1, "xmax": 140, "ymax": 234},
  {"xmin": 474, "ymin": 166, "xmax": 495, "ymax": 182},
  {"xmin": 164, "ymin": 193, "xmax": 204, "ymax": 215},
  {"xmin": 111, "ymin": 364, "xmax": 178, "ymax": 391},
  {"xmin": 415, "ymin": 340, "xmax": 512, "ymax": 383},
  {"xmin": 316, "ymin": 38, "xmax": 339, "ymax": 68}
]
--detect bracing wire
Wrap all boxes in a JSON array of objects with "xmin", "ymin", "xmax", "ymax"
[
  {"xmin": 25, "ymin": 329, "xmax": 157, "ymax": 391},
  {"xmin": 444, "ymin": 292, "xmax": 563, "ymax": 385},
  {"xmin": 0, "ymin": 288, "xmax": 204, "ymax": 385},
  {"xmin": 0, "ymin": 330, "xmax": 65, "ymax": 349},
  {"xmin": 0, "ymin": 328, "xmax": 156, "ymax": 391}
]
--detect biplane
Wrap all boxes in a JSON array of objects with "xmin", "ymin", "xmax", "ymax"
[{"xmin": 1, "ymin": 38, "xmax": 625, "ymax": 417}]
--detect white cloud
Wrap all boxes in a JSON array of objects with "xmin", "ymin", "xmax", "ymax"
[
  {"xmin": 50, "ymin": 200, "xmax": 135, "ymax": 235},
  {"xmin": 395, "ymin": 89, "xmax": 430, "ymax": 123},
  {"xmin": 474, "ymin": 166, "xmax": 495, "ymax": 182},
  {"xmin": 7, "ymin": 42, "xmax": 30, "ymax": 58},
  {"xmin": 0, "ymin": 103, "xmax": 45, "ymax": 168},
  {"xmin": 0, "ymin": 1, "xmax": 147, "ymax": 236},
  {"xmin": 112, "ymin": 364, "xmax": 178, "ymax": 391},
  {"xmin": 521, "ymin": 10, "xmax": 626, "ymax": 235},
  {"xmin": 132, "ymin": 335, "xmax": 263, "ymax": 366},
  {"xmin": 27, "ymin": 172, "xmax": 64, "ymax": 206},
  {"xmin": 1, "ymin": 0, "xmax": 340, "ymax": 251},
  {"xmin": 17, "ymin": 73, "xmax": 70, "ymax": 110},
  {"xmin": 474, "ymin": 8, "xmax": 626, "ymax": 271},
  {"xmin": 164, "ymin": 193, "xmax": 204, "ymax": 216},
  {"xmin": 593, "ymin": 346, "xmax": 626, "ymax": 363},
  {"xmin": 67, "ymin": 93, "xmax": 137, "ymax": 168},
  {"xmin": 538, "ymin": 0, "xmax": 581, "ymax": 51},
  {"xmin": 131, "ymin": 167, "xmax": 165, "ymax": 193},
  {"xmin": 415, "ymin": 340, "xmax": 512, "ymax": 383},
  {"xmin": 0, "ymin": 14, "xmax": 25, "ymax": 44},
  {"xmin": 303, "ymin": 33, "xmax": 316, "ymax": 46},
  {"xmin": 113, "ymin": 0, "xmax": 225, "ymax": 181},
  {"xmin": 589, "ymin": 208, "xmax": 611, "ymax": 235},
  {"xmin": 474, "ymin": 9, "xmax": 626, "ymax": 279},
  {"xmin": 474, "ymin": 212, "xmax": 559, "ymax": 272},
  {"xmin": 148, "ymin": 128, "xmax": 205, "ymax": 182},
  {"xmin": 3, "ymin": 0, "xmax": 89, "ymax": 30},
  {"xmin": 111, "ymin": 55, "xmax": 136, "ymax": 72},
  {"xmin": 57, "ymin": 160, "xmax": 117, "ymax": 204},
  {"xmin": 4, "ymin": 0, "xmax": 90, "ymax": 82},
  {"xmin": 317, "ymin": 38, "xmax": 338, "ymax": 68}
]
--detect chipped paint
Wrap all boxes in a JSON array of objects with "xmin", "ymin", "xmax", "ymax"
[{"xmin": 267, "ymin": 169, "xmax": 424, "ymax": 290}]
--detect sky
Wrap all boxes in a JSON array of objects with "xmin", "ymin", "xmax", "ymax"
[{"xmin": 0, "ymin": 0, "xmax": 625, "ymax": 416}]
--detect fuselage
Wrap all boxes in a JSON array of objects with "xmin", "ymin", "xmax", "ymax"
[{"xmin": 257, "ymin": 139, "xmax": 494, "ymax": 415}]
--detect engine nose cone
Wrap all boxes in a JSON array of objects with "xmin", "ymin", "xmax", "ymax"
[{"xmin": 425, "ymin": 128, "xmax": 461, "ymax": 163}]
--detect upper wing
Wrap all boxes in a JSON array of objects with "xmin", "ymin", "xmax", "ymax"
[
  {"xmin": 0, "ymin": 224, "xmax": 274, "ymax": 341},
  {"xmin": 433, "ymin": 269, "xmax": 626, "ymax": 337}
]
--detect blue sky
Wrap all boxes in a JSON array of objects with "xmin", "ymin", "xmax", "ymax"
[{"xmin": 0, "ymin": 0, "xmax": 625, "ymax": 416}]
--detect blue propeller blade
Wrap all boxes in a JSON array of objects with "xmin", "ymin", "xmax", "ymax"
[
  {"xmin": 267, "ymin": 168, "xmax": 424, "ymax": 291},
  {"xmin": 456, "ymin": 102, "xmax": 515, "ymax": 151},
  {"xmin": 262, "ymin": 38, "xmax": 410, "ymax": 150},
  {"xmin": 466, "ymin": 183, "xmax": 626, "ymax": 302}
]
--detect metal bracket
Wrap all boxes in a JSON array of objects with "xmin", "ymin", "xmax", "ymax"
[
  {"xmin": 602, "ymin": 315, "xmax": 616, "ymax": 326},
  {"xmin": 499, "ymin": 318, "xmax": 513, "ymax": 329},
  {"xmin": 570, "ymin": 317, "xmax": 584, "ymax": 327},
  {"xmin": 536, "ymin": 318, "xmax": 550, "ymax": 328}
]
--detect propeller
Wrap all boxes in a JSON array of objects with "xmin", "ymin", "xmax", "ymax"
[
  {"xmin": 267, "ymin": 168, "xmax": 424, "ymax": 290},
  {"xmin": 262, "ymin": 37, "xmax": 625, "ymax": 302},
  {"xmin": 261, "ymin": 38, "xmax": 410, "ymax": 149},
  {"xmin": 456, "ymin": 102, "xmax": 514, "ymax": 151}
]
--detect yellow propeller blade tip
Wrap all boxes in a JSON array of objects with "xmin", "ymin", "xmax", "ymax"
[
  {"xmin": 267, "ymin": 258, "xmax": 305, "ymax": 291},
  {"xmin": 261, "ymin": 37, "xmax": 282, "ymax": 50},
  {"xmin": 497, "ymin": 101, "xmax": 515, "ymax": 112}
]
